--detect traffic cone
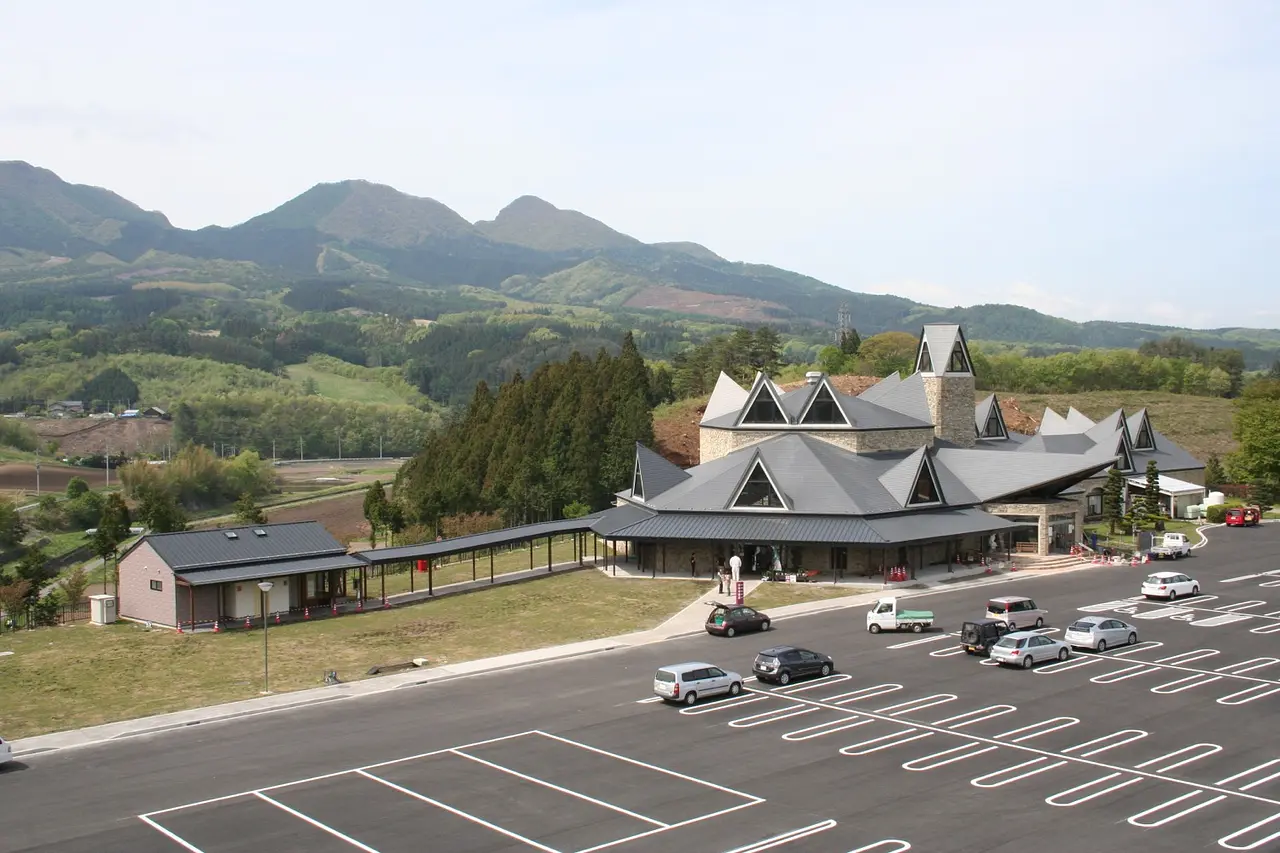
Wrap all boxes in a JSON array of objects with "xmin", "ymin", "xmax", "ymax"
[
  {"xmin": 213, "ymin": 620, "xmax": 221, "ymax": 633},
  {"xmin": 275, "ymin": 612, "xmax": 281, "ymax": 624},
  {"xmin": 357, "ymin": 599, "xmax": 364, "ymax": 612},
  {"xmin": 176, "ymin": 622, "xmax": 184, "ymax": 634},
  {"xmin": 1130, "ymin": 555, "xmax": 1139, "ymax": 567},
  {"xmin": 382, "ymin": 596, "xmax": 390, "ymax": 609},
  {"xmin": 304, "ymin": 606, "xmax": 310, "ymax": 620},
  {"xmin": 1010, "ymin": 564, "xmax": 1019, "ymax": 572},
  {"xmin": 244, "ymin": 615, "xmax": 252, "ymax": 629}
]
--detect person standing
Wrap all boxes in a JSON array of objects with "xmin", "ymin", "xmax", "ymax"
[
  {"xmin": 716, "ymin": 555, "xmax": 727, "ymax": 593},
  {"xmin": 689, "ymin": 552, "xmax": 697, "ymax": 578},
  {"xmin": 729, "ymin": 552, "xmax": 742, "ymax": 584}
]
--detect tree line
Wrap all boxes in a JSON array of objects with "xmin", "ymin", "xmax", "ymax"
[
  {"xmin": 1213, "ymin": 377, "xmax": 1280, "ymax": 509},
  {"xmin": 395, "ymin": 332, "xmax": 655, "ymax": 531}
]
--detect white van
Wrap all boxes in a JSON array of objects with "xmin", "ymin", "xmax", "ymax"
[
  {"xmin": 986, "ymin": 596, "xmax": 1048, "ymax": 631},
  {"xmin": 652, "ymin": 662, "xmax": 743, "ymax": 706}
]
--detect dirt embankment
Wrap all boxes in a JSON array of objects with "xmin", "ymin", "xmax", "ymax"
[{"xmin": 27, "ymin": 418, "xmax": 173, "ymax": 456}]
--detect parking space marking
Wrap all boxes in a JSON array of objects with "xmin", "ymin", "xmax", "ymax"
[
  {"xmin": 1044, "ymin": 772, "xmax": 1143, "ymax": 807},
  {"xmin": 848, "ymin": 842, "xmax": 911, "ymax": 853},
  {"xmin": 971, "ymin": 757, "xmax": 1069, "ymax": 788},
  {"xmin": 827, "ymin": 683, "xmax": 904, "ymax": 704},
  {"xmin": 1062, "ymin": 729, "xmax": 1149, "ymax": 758},
  {"xmin": 1036, "ymin": 656, "xmax": 1103, "ymax": 674},
  {"xmin": 1223, "ymin": 575, "xmax": 1263, "ymax": 583},
  {"xmin": 1135, "ymin": 743, "xmax": 1224, "ymax": 773},
  {"xmin": 721, "ymin": 820, "xmax": 838, "ymax": 853},
  {"xmin": 995, "ymin": 716, "xmax": 1081, "ymax": 743},
  {"xmin": 876, "ymin": 694, "xmax": 958, "ymax": 716},
  {"xmin": 1218, "ymin": 684, "xmax": 1280, "ymax": 706},
  {"xmin": 680, "ymin": 695, "xmax": 769, "ymax": 716},
  {"xmin": 1260, "ymin": 581, "xmax": 1280, "ymax": 588},
  {"xmin": 1128, "ymin": 791, "xmax": 1228, "ymax": 828},
  {"xmin": 356, "ymin": 770, "xmax": 559, "ymax": 853},
  {"xmin": 1218, "ymin": 600, "xmax": 1269, "ymax": 612},
  {"xmin": 728, "ymin": 705, "xmax": 819, "ymax": 729},
  {"xmin": 782, "ymin": 717, "xmax": 875, "ymax": 742},
  {"xmin": 839, "ymin": 729, "xmax": 935, "ymax": 756},
  {"xmin": 448, "ymin": 749, "xmax": 669, "ymax": 827},
  {"xmin": 636, "ymin": 697, "xmax": 663, "ymax": 704},
  {"xmin": 1091, "ymin": 664, "xmax": 1162, "ymax": 684},
  {"xmin": 1158, "ymin": 649, "xmax": 1222, "ymax": 664},
  {"xmin": 1151, "ymin": 673, "xmax": 1225, "ymax": 694},
  {"xmin": 136, "ymin": 816, "xmax": 205, "ymax": 853},
  {"xmin": 1131, "ymin": 606, "xmax": 1193, "ymax": 620},
  {"xmin": 1216, "ymin": 658, "xmax": 1280, "ymax": 675},
  {"xmin": 902, "ymin": 742, "xmax": 999, "ymax": 772},
  {"xmin": 1109, "ymin": 641, "xmax": 1165, "ymax": 657},
  {"xmin": 255, "ymin": 790, "xmax": 383, "ymax": 853},
  {"xmin": 1196, "ymin": 614, "xmax": 1258, "ymax": 627},
  {"xmin": 928, "ymin": 645, "xmax": 969, "ymax": 657},
  {"xmin": 1179, "ymin": 595, "xmax": 1220, "ymax": 606},
  {"xmin": 1219, "ymin": 813, "xmax": 1280, "ymax": 851},
  {"xmin": 1079, "ymin": 599, "xmax": 1137, "ymax": 613},
  {"xmin": 1250, "ymin": 623, "xmax": 1280, "ymax": 635},
  {"xmin": 1219, "ymin": 760, "xmax": 1280, "ymax": 792},
  {"xmin": 932, "ymin": 704, "xmax": 1017, "ymax": 729},
  {"xmin": 773, "ymin": 674, "xmax": 853, "ymax": 694},
  {"xmin": 885, "ymin": 633, "xmax": 958, "ymax": 649}
]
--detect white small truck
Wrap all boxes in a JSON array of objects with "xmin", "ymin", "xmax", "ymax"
[
  {"xmin": 866, "ymin": 597, "xmax": 935, "ymax": 634},
  {"xmin": 1148, "ymin": 532, "xmax": 1191, "ymax": 560}
]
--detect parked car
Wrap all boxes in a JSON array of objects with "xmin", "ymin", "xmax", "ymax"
[
  {"xmin": 0, "ymin": 735, "xmax": 10, "ymax": 765},
  {"xmin": 866, "ymin": 597, "xmax": 935, "ymax": 634},
  {"xmin": 1064, "ymin": 616, "xmax": 1139, "ymax": 652},
  {"xmin": 1148, "ymin": 532, "xmax": 1191, "ymax": 560},
  {"xmin": 960, "ymin": 619, "xmax": 1011, "ymax": 655},
  {"xmin": 986, "ymin": 595, "xmax": 1048, "ymax": 630},
  {"xmin": 1225, "ymin": 506, "xmax": 1261, "ymax": 527},
  {"xmin": 705, "ymin": 602, "xmax": 771, "ymax": 637},
  {"xmin": 753, "ymin": 646, "xmax": 834, "ymax": 685},
  {"xmin": 1141, "ymin": 571, "xmax": 1200, "ymax": 600},
  {"xmin": 652, "ymin": 662, "xmax": 744, "ymax": 705},
  {"xmin": 989, "ymin": 631, "xmax": 1071, "ymax": 669}
]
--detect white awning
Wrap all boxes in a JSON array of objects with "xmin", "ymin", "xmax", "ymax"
[{"xmin": 1126, "ymin": 474, "xmax": 1205, "ymax": 497}]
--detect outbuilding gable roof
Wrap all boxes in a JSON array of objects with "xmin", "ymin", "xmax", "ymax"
[{"xmin": 144, "ymin": 521, "xmax": 347, "ymax": 572}]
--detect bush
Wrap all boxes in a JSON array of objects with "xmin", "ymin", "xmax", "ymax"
[
  {"xmin": 0, "ymin": 418, "xmax": 38, "ymax": 452},
  {"xmin": 64, "ymin": 491, "xmax": 105, "ymax": 530},
  {"xmin": 65, "ymin": 477, "xmax": 89, "ymax": 499},
  {"xmin": 1205, "ymin": 503, "xmax": 1242, "ymax": 524}
]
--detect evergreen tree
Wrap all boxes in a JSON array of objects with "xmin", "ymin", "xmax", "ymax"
[
  {"xmin": 363, "ymin": 481, "xmax": 389, "ymax": 547},
  {"xmin": 1139, "ymin": 460, "xmax": 1164, "ymax": 529},
  {"xmin": 135, "ymin": 484, "xmax": 188, "ymax": 533},
  {"xmin": 233, "ymin": 492, "xmax": 267, "ymax": 525},
  {"xmin": 838, "ymin": 327, "xmax": 862, "ymax": 356},
  {"xmin": 748, "ymin": 327, "xmax": 783, "ymax": 377},
  {"xmin": 1102, "ymin": 467, "xmax": 1125, "ymax": 535},
  {"xmin": 0, "ymin": 497, "xmax": 25, "ymax": 547},
  {"xmin": 1203, "ymin": 454, "xmax": 1226, "ymax": 490},
  {"xmin": 77, "ymin": 367, "xmax": 139, "ymax": 408},
  {"xmin": 99, "ymin": 493, "xmax": 132, "ymax": 542}
]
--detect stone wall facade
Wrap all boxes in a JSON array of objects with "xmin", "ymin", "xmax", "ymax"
[
  {"xmin": 982, "ymin": 499, "xmax": 1084, "ymax": 556},
  {"xmin": 698, "ymin": 425, "xmax": 935, "ymax": 464},
  {"xmin": 922, "ymin": 374, "xmax": 976, "ymax": 448}
]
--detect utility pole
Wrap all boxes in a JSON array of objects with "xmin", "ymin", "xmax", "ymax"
[
  {"xmin": 378, "ymin": 434, "xmax": 383, "ymax": 459},
  {"xmin": 298, "ymin": 436, "xmax": 303, "ymax": 461},
  {"xmin": 35, "ymin": 445, "xmax": 41, "ymax": 496},
  {"xmin": 271, "ymin": 439, "xmax": 276, "ymax": 460},
  {"xmin": 336, "ymin": 429, "xmax": 342, "ymax": 460},
  {"xmin": 105, "ymin": 446, "xmax": 111, "ymax": 488}
]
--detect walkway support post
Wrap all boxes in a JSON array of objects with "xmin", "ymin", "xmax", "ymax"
[
  {"xmin": 547, "ymin": 535, "xmax": 552, "ymax": 572},
  {"xmin": 471, "ymin": 550, "xmax": 476, "ymax": 582},
  {"xmin": 428, "ymin": 558, "xmax": 433, "ymax": 596},
  {"xmin": 489, "ymin": 548, "xmax": 495, "ymax": 584}
]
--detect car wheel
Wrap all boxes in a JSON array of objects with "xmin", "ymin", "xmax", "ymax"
[
  {"xmin": 760, "ymin": 621, "xmax": 770, "ymax": 632},
  {"xmin": 1191, "ymin": 585, "xmax": 1200, "ymax": 596},
  {"xmin": 779, "ymin": 671, "xmax": 791, "ymax": 685},
  {"xmin": 1057, "ymin": 648, "xmax": 1069, "ymax": 661},
  {"xmin": 729, "ymin": 681, "xmax": 742, "ymax": 697},
  {"xmin": 726, "ymin": 627, "xmax": 736, "ymax": 638},
  {"xmin": 911, "ymin": 622, "xmax": 924, "ymax": 634},
  {"xmin": 1097, "ymin": 639, "xmax": 1108, "ymax": 653},
  {"xmin": 1008, "ymin": 622, "xmax": 1018, "ymax": 631},
  {"xmin": 1168, "ymin": 590, "xmax": 1178, "ymax": 601},
  {"xmin": 820, "ymin": 664, "xmax": 831, "ymax": 677},
  {"xmin": 1022, "ymin": 655, "xmax": 1034, "ymax": 669},
  {"xmin": 683, "ymin": 691, "xmax": 698, "ymax": 706},
  {"xmin": 869, "ymin": 623, "xmax": 882, "ymax": 634},
  {"xmin": 1035, "ymin": 617, "xmax": 1044, "ymax": 628},
  {"xmin": 1128, "ymin": 633, "xmax": 1137, "ymax": 646}
]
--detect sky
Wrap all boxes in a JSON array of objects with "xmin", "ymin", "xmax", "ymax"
[{"xmin": 3, "ymin": 1, "xmax": 1279, "ymax": 329}]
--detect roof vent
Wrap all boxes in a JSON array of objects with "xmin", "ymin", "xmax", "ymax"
[
  {"xmin": 224, "ymin": 531, "xmax": 239, "ymax": 539},
  {"xmin": 805, "ymin": 371, "xmax": 824, "ymax": 385},
  {"xmin": 253, "ymin": 529, "xmax": 268, "ymax": 537}
]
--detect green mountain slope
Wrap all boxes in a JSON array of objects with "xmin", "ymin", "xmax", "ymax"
[{"xmin": 475, "ymin": 195, "xmax": 641, "ymax": 252}]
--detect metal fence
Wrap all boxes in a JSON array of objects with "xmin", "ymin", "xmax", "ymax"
[{"xmin": 0, "ymin": 602, "xmax": 92, "ymax": 632}]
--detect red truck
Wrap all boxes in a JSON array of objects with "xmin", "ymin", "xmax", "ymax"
[{"xmin": 1225, "ymin": 506, "xmax": 1262, "ymax": 527}]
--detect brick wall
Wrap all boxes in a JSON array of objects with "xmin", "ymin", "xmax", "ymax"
[
  {"xmin": 117, "ymin": 540, "xmax": 178, "ymax": 627},
  {"xmin": 982, "ymin": 499, "xmax": 1083, "ymax": 556}
]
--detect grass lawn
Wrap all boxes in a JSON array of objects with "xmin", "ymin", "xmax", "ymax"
[
  {"xmin": 286, "ymin": 363, "xmax": 413, "ymax": 406},
  {"xmin": 375, "ymin": 535, "xmax": 582, "ymax": 596},
  {"xmin": 1082, "ymin": 518, "xmax": 1202, "ymax": 551},
  {"xmin": 746, "ymin": 582, "xmax": 878, "ymax": 610},
  {"xmin": 0, "ymin": 572, "xmax": 709, "ymax": 740},
  {"xmin": 995, "ymin": 390, "xmax": 1236, "ymax": 462}
]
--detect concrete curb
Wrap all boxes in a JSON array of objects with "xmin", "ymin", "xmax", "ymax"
[{"xmin": 3, "ymin": 557, "xmax": 1124, "ymax": 758}]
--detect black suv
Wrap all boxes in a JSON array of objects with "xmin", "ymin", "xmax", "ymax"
[
  {"xmin": 961, "ymin": 619, "xmax": 1011, "ymax": 656},
  {"xmin": 753, "ymin": 646, "xmax": 834, "ymax": 685},
  {"xmin": 705, "ymin": 603, "xmax": 771, "ymax": 637}
]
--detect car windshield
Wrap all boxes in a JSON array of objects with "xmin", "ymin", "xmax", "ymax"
[
  {"xmin": 987, "ymin": 601, "xmax": 1008, "ymax": 614},
  {"xmin": 1068, "ymin": 621, "xmax": 1097, "ymax": 632},
  {"xmin": 1145, "ymin": 575, "xmax": 1165, "ymax": 584},
  {"xmin": 655, "ymin": 671, "xmax": 675, "ymax": 682},
  {"xmin": 995, "ymin": 637, "xmax": 1025, "ymax": 649}
]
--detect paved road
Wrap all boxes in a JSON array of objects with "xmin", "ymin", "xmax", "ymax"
[{"xmin": 3, "ymin": 524, "xmax": 1279, "ymax": 853}]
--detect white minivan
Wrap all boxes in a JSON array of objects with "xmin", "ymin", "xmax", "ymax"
[
  {"xmin": 986, "ymin": 596, "xmax": 1048, "ymax": 631},
  {"xmin": 653, "ymin": 662, "xmax": 743, "ymax": 706}
]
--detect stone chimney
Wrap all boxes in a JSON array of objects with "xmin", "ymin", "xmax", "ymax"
[
  {"xmin": 916, "ymin": 325, "xmax": 976, "ymax": 448},
  {"xmin": 805, "ymin": 371, "xmax": 824, "ymax": 386}
]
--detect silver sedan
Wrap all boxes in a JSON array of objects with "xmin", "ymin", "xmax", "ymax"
[
  {"xmin": 989, "ymin": 631, "xmax": 1072, "ymax": 668},
  {"xmin": 1064, "ymin": 616, "xmax": 1139, "ymax": 652}
]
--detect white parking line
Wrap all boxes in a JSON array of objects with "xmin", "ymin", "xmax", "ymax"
[
  {"xmin": 1157, "ymin": 649, "xmax": 1221, "ymax": 665},
  {"xmin": 680, "ymin": 696, "xmax": 769, "ymax": 716},
  {"xmin": 1135, "ymin": 743, "xmax": 1223, "ymax": 773},
  {"xmin": 773, "ymin": 674, "xmax": 852, "ymax": 694},
  {"xmin": 848, "ymin": 842, "xmax": 911, "ymax": 853},
  {"xmin": 886, "ymin": 633, "xmax": 958, "ymax": 649},
  {"xmin": 1035, "ymin": 656, "xmax": 1103, "ymax": 675},
  {"xmin": 135, "ymin": 817, "xmax": 205, "ymax": 853},
  {"xmin": 782, "ymin": 717, "xmax": 875, "ymax": 742},
  {"xmin": 971, "ymin": 757, "xmax": 1068, "ymax": 788},
  {"xmin": 1250, "ymin": 623, "xmax": 1280, "ymax": 635},
  {"xmin": 928, "ymin": 645, "xmax": 969, "ymax": 657},
  {"xmin": 1219, "ymin": 813, "xmax": 1280, "ymax": 851},
  {"xmin": 1151, "ymin": 673, "xmax": 1225, "ymax": 694},
  {"xmin": 932, "ymin": 704, "xmax": 1017, "ymax": 729},
  {"xmin": 256, "ymin": 790, "xmax": 384, "ymax": 853},
  {"xmin": 994, "ymin": 717, "xmax": 1081, "ymax": 743},
  {"xmin": 728, "ymin": 705, "xmax": 820, "ymax": 729},
  {"xmin": 1130, "ymin": 606, "xmax": 1192, "ymax": 620},
  {"xmin": 1109, "ymin": 641, "xmax": 1165, "ymax": 657},
  {"xmin": 1194, "ymin": 614, "xmax": 1256, "ymax": 627},
  {"xmin": 636, "ymin": 697, "xmax": 663, "ymax": 704},
  {"xmin": 1218, "ymin": 684, "xmax": 1280, "ymax": 706},
  {"xmin": 1216, "ymin": 658, "xmax": 1280, "ymax": 675},
  {"xmin": 1222, "ymin": 574, "xmax": 1263, "ymax": 583},
  {"xmin": 827, "ymin": 684, "xmax": 904, "ymax": 704},
  {"xmin": 1091, "ymin": 664, "xmax": 1162, "ymax": 684},
  {"xmin": 1045, "ymin": 772, "xmax": 1143, "ymax": 807},
  {"xmin": 902, "ymin": 742, "xmax": 999, "ymax": 772},
  {"xmin": 876, "ymin": 694, "xmax": 958, "ymax": 717},
  {"xmin": 721, "ymin": 820, "xmax": 838, "ymax": 853},
  {"xmin": 1219, "ymin": 760, "xmax": 1280, "ymax": 791},
  {"xmin": 1128, "ymin": 791, "xmax": 1228, "ymax": 828},
  {"xmin": 1260, "ymin": 581, "xmax": 1280, "ymax": 588},
  {"xmin": 1218, "ymin": 600, "xmax": 1269, "ymax": 612},
  {"xmin": 1062, "ymin": 729, "xmax": 1149, "ymax": 758},
  {"xmin": 839, "ymin": 729, "xmax": 935, "ymax": 756}
]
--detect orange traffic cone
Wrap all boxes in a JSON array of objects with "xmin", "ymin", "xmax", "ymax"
[
  {"xmin": 304, "ymin": 607, "xmax": 310, "ymax": 620},
  {"xmin": 176, "ymin": 622, "xmax": 184, "ymax": 634},
  {"xmin": 275, "ymin": 612, "xmax": 281, "ymax": 624},
  {"xmin": 244, "ymin": 615, "xmax": 252, "ymax": 629},
  {"xmin": 213, "ymin": 620, "xmax": 221, "ymax": 633}
]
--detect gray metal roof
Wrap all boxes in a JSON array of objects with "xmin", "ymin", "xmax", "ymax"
[
  {"xmin": 356, "ymin": 514, "xmax": 603, "ymax": 564},
  {"xmin": 1016, "ymin": 433, "xmax": 1098, "ymax": 455},
  {"xmin": 1133, "ymin": 429, "xmax": 1203, "ymax": 472},
  {"xmin": 699, "ymin": 375, "xmax": 930, "ymax": 432},
  {"xmin": 865, "ymin": 507, "xmax": 1026, "ymax": 542},
  {"xmin": 857, "ymin": 372, "xmax": 902, "ymax": 403},
  {"xmin": 145, "ymin": 521, "xmax": 347, "ymax": 571},
  {"xmin": 634, "ymin": 442, "xmax": 691, "ymax": 500},
  {"xmin": 930, "ymin": 445, "xmax": 1116, "ymax": 503},
  {"xmin": 178, "ymin": 553, "xmax": 366, "ymax": 586},
  {"xmin": 877, "ymin": 447, "xmax": 931, "ymax": 506},
  {"xmin": 915, "ymin": 324, "xmax": 968, "ymax": 375},
  {"xmin": 593, "ymin": 502, "xmax": 658, "ymax": 536},
  {"xmin": 974, "ymin": 393, "xmax": 1008, "ymax": 439},
  {"xmin": 863, "ymin": 371, "xmax": 934, "ymax": 424}
]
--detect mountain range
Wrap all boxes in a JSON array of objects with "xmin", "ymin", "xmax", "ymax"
[{"xmin": 3, "ymin": 160, "xmax": 1278, "ymax": 364}]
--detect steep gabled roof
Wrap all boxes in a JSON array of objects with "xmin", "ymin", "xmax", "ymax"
[
  {"xmin": 632, "ymin": 442, "xmax": 691, "ymax": 502},
  {"xmin": 700, "ymin": 371, "xmax": 750, "ymax": 424},
  {"xmin": 1085, "ymin": 409, "xmax": 1128, "ymax": 445},
  {"xmin": 1133, "ymin": 428, "xmax": 1200, "ymax": 471},
  {"xmin": 1127, "ymin": 408, "xmax": 1157, "ymax": 451},
  {"xmin": 726, "ymin": 451, "xmax": 791, "ymax": 510},
  {"xmin": 796, "ymin": 377, "xmax": 854, "ymax": 426},
  {"xmin": 915, "ymin": 324, "xmax": 972, "ymax": 375},
  {"xmin": 975, "ymin": 394, "xmax": 1008, "ymax": 440},
  {"xmin": 865, "ymin": 371, "xmax": 933, "ymax": 425},
  {"xmin": 734, "ymin": 371, "xmax": 791, "ymax": 426},
  {"xmin": 877, "ymin": 447, "xmax": 947, "ymax": 508},
  {"xmin": 857, "ymin": 371, "xmax": 902, "ymax": 403}
]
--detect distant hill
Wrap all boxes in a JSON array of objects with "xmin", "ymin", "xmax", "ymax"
[{"xmin": 1, "ymin": 161, "xmax": 1278, "ymax": 366}]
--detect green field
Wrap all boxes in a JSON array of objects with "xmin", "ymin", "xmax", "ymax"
[{"xmin": 286, "ymin": 362, "xmax": 416, "ymax": 406}]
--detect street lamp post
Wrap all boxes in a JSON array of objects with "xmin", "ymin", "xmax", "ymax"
[{"xmin": 258, "ymin": 580, "xmax": 274, "ymax": 694}]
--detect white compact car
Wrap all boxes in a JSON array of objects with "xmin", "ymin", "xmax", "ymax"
[
  {"xmin": 989, "ymin": 631, "xmax": 1072, "ymax": 669},
  {"xmin": 1064, "ymin": 616, "xmax": 1139, "ymax": 652},
  {"xmin": 1141, "ymin": 571, "xmax": 1200, "ymax": 600},
  {"xmin": 0, "ymin": 735, "xmax": 11, "ymax": 765}
]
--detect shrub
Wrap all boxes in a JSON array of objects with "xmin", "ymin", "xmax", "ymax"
[
  {"xmin": 1205, "ymin": 503, "xmax": 1243, "ymax": 524},
  {"xmin": 65, "ymin": 477, "xmax": 89, "ymax": 499}
]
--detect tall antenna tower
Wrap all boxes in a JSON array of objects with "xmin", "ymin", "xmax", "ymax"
[{"xmin": 836, "ymin": 303, "xmax": 852, "ymax": 346}]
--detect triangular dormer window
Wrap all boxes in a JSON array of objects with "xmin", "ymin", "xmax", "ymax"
[
  {"xmin": 907, "ymin": 456, "xmax": 944, "ymax": 506},
  {"xmin": 632, "ymin": 457, "xmax": 645, "ymax": 501},
  {"xmin": 731, "ymin": 460, "xmax": 787, "ymax": 509},
  {"xmin": 1134, "ymin": 420, "xmax": 1155, "ymax": 451},
  {"xmin": 948, "ymin": 342, "xmax": 970, "ymax": 373},
  {"xmin": 979, "ymin": 404, "xmax": 1007, "ymax": 440},
  {"xmin": 917, "ymin": 342, "xmax": 934, "ymax": 374},
  {"xmin": 1114, "ymin": 439, "xmax": 1134, "ymax": 473},
  {"xmin": 739, "ymin": 380, "xmax": 788, "ymax": 425},
  {"xmin": 800, "ymin": 385, "xmax": 851, "ymax": 426}
]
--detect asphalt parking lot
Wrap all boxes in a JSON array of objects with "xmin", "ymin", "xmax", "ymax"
[{"xmin": 4, "ymin": 523, "xmax": 1279, "ymax": 853}]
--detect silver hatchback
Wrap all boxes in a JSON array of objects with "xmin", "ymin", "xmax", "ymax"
[
  {"xmin": 653, "ymin": 662, "xmax": 744, "ymax": 705},
  {"xmin": 1064, "ymin": 616, "xmax": 1138, "ymax": 652},
  {"xmin": 989, "ymin": 631, "xmax": 1071, "ymax": 669}
]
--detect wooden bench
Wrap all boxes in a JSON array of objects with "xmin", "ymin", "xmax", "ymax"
[{"xmin": 1014, "ymin": 542, "xmax": 1038, "ymax": 554}]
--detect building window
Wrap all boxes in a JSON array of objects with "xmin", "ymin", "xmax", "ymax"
[
  {"xmin": 742, "ymin": 392, "xmax": 787, "ymax": 425},
  {"xmin": 801, "ymin": 386, "xmax": 849, "ymax": 426},
  {"xmin": 150, "ymin": 579, "xmax": 163, "ymax": 592},
  {"xmin": 1086, "ymin": 489, "xmax": 1104, "ymax": 517},
  {"xmin": 907, "ymin": 460, "xmax": 943, "ymax": 505},
  {"xmin": 947, "ymin": 342, "xmax": 970, "ymax": 373},
  {"xmin": 734, "ymin": 462, "xmax": 785, "ymax": 508}
]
